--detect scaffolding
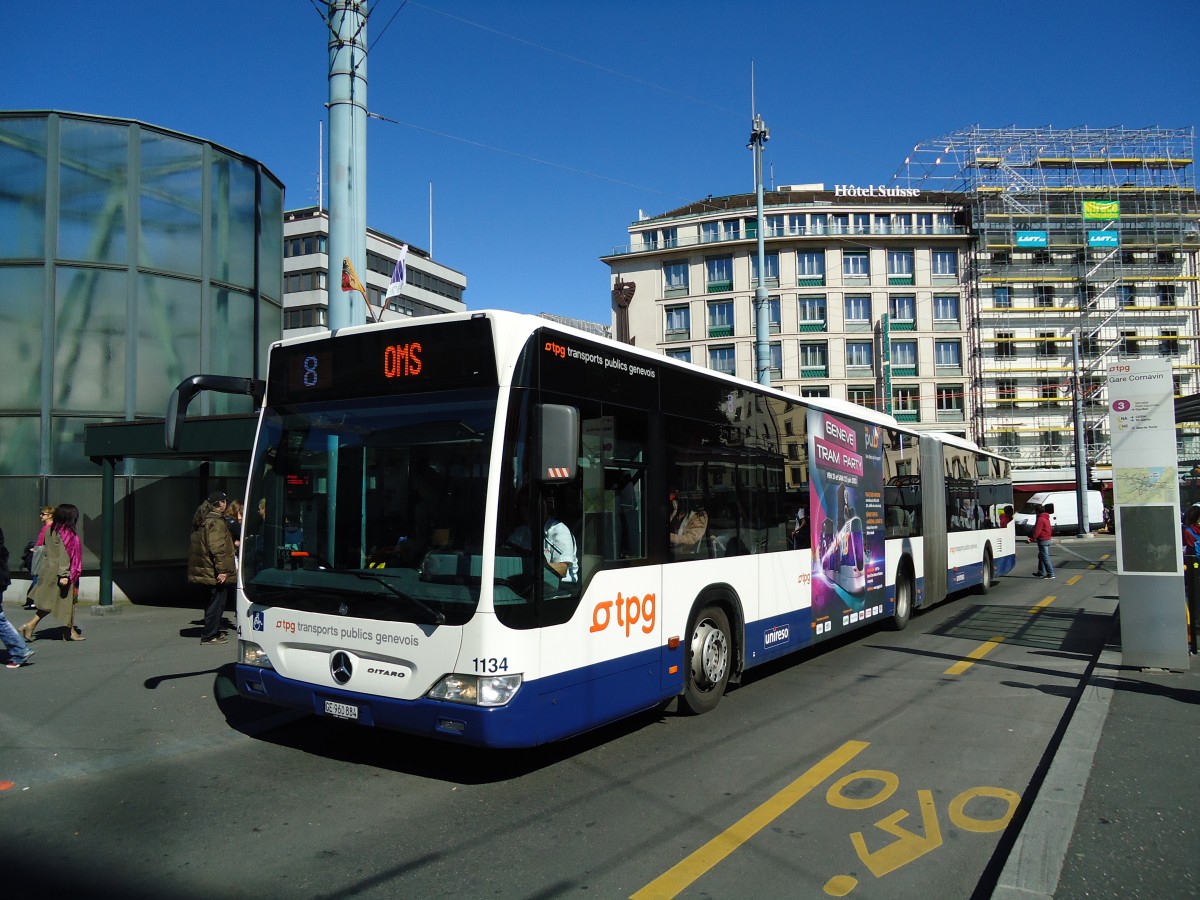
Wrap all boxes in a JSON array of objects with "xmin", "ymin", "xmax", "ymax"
[{"xmin": 891, "ymin": 125, "xmax": 1200, "ymax": 483}]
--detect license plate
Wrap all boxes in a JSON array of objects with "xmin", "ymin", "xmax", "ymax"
[{"xmin": 324, "ymin": 700, "xmax": 359, "ymax": 720}]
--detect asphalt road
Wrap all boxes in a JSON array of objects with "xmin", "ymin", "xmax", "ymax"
[{"xmin": 0, "ymin": 538, "xmax": 1117, "ymax": 898}]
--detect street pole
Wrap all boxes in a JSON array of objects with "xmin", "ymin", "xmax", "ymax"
[
  {"xmin": 749, "ymin": 110, "xmax": 770, "ymax": 386},
  {"xmin": 1072, "ymin": 332, "xmax": 1089, "ymax": 536}
]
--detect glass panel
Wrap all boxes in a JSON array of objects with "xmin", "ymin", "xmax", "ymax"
[
  {"xmin": 136, "ymin": 274, "xmax": 202, "ymax": 416},
  {"xmin": 51, "ymin": 417, "xmax": 119, "ymax": 475},
  {"xmin": 208, "ymin": 287, "xmax": 256, "ymax": 414},
  {"xmin": 0, "ymin": 116, "xmax": 48, "ymax": 258},
  {"xmin": 139, "ymin": 130, "xmax": 203, "ymax": 275},
  {"xmin": 209, "ymin": 151, "xmax": 256, "ymax": 289},
  {"xmin": 0, "ymin": 417, "xmax": 40, "ymax": 476},
  {"xmin": 259, "ymin": 176, "xmax": 284, "ymax": 301},
  {"xmin": 59, "ymin": 119, "xmax": 129, "ymax": 264},
  {"xmin": 55, "ymin": 267, "xmax": 127, "ymax": 412},
  {"xmin": 0, "ymin": 266, "xmax": 45, "ymax": 410}
]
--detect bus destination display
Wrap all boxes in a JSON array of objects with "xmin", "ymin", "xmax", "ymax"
[{"xmin": 270, "ymin": 317, "xmax": 497, "ymax": 403}]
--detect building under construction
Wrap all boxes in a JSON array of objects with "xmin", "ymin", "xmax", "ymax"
[{"xmin": 893, "ymin": 125, "xmax": 1200, "ymax": 492}]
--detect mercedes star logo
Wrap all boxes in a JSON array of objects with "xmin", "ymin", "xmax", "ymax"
[{"xmin": 330, "ymin": 651, "xmax": 353, "ymax": 685}]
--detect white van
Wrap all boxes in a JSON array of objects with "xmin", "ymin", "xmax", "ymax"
[{"xmin": 1013, "ymin": 490, "xmax": 1105, "ymax": 535}]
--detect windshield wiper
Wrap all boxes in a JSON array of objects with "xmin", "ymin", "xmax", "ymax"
[{"xmin": 347, "ymin": 570, "xmax": 446, "ymax": 625}]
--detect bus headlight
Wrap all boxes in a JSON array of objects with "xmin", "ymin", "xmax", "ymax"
[
  {"xmin": 239, "ymin": 641, "xmax": 274, "ymax": 669},
  {"xmin": 428, "ymin": 673, "xmax": 522, "ymax": 707}
]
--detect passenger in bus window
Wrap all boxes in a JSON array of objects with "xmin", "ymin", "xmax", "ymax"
[{"xmin": 669, "ymin": 489, "xmax": 708, "ymax": 557}]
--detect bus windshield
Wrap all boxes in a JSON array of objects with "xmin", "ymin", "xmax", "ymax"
[{"xmin": 242, "ymin": 387, "xmax": 496, "ymax": 626}]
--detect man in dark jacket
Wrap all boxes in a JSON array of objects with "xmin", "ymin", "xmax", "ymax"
[
  {"xmin": 1028, "ymin": 504, "xmax": 1055, "ymax": 579},
  {"xmin": 188, "ymin": 491, "xmax": 236, "ymax": 644}
]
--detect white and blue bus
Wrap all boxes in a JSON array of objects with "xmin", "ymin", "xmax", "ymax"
[{"xmin": 207, "ymin": 311, "xmax": 1014, "ymax": 748}]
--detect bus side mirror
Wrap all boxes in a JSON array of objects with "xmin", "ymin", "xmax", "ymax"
[{"xmin": 538, "ymin": 404, "xmax": 579, "ymax": 483}]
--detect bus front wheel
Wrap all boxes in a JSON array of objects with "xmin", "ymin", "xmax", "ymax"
[{"xmin": 680, "ymin": 605, "xmax": 732, "ymax": 715}]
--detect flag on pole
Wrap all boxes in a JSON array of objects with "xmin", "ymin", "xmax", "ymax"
[
  {"xmin": 385, "ymin": 244, "xmax": 408, "ymax": 301},
  {"xmin": 341, "ymin": 257, "xmax": 366, "ymax": 295}
]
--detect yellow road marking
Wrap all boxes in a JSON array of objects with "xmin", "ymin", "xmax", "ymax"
[
  {"xmin": 943, "ymin": 637, "xmax": 1004, "ymax": 676},
  {"xmin": 1066, "ymin": 574, "xmax": 1081, "ymax": 585},
  {"xmin": 630, "ymin": 740, "xmax": 870, "ymax": 899},
  {"xmin": 1030, "ymin": 595, "xmax": 1056, "ymax": 614}
]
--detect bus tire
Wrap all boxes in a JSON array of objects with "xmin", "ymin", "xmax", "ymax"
[
  {"xmin": 889, "ymin": 567, "xmax": 913, "ymax": 631},
  {"xmin": 977, "ymin": 548, "xmax": 994, "ymax": 595},
  {"xmin": 680, "ymin": 605, "xmax": 732, "ymax": 715}
]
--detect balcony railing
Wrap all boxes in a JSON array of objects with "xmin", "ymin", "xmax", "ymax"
[
  {"xmin": 608, "ymin": 223, "xmax": 967, "ymax": 256},
  {"xmin": 801, "ymin": 366, "xmax": 829, "ymax": 378}
]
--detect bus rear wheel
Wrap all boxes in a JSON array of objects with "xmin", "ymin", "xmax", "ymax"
[
  {"xmin": 890, "ymin": 569, "xmax": 913, "ymax": 631},
  {"xmin": 680, "ymin": 605, "xmax": 731, "ymax": 715},
  {"xmin": 977, "ymin": 549, "xmax": 994, "ymax": 595}
]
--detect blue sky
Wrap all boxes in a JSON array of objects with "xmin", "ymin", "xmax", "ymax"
[{"xmin": 10, "ymin": 0, "xmax": 1199, "ymax": 324}]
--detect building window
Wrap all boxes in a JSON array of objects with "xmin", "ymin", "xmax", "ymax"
[
  {"xmin": 809, "ymin": 213, "xmax": 827, "ymax": 235},
  {"xmin": 893, "ymin": 386, "xmax": 919, "ymax": 412},
  {"xmin": 798, "ymin": 295, "xmax": 826, "ymax": 324},
  {"xmin": 769, "ymin": 342, "xmax": 782, "ymax": 380},
  {"xmin": 843, "ymin": 251, "xmax": 870, "ymax": 278},
  {"xmin": 707, "ymin": 300, "xmax": 734, "ymax": 337},
  {"xmin": 709, "ymin": 345, "xmax": 735, "ymax": 375},
  {"xmin": 933, "ymin": 295, "xmax": 960, "ymax": 324},
  {"xmin": 751, "ymin": 296, "xmax": 781, "ymax": 334},
  {"xmin": 1080, "ymin": 333, "xmax": 1099, "ymax": 357},
  {"xmin": 890, "ymin": 295, "xmax": 915, "ymax": 323},
  {"xmin": 799, "ymin": 342, "xmax": 828, "ymax": 369},
  {"xmin": 1161, "ymin": 329, "xmax": 1179, "ymax": 356},
  {"xmin": 852, "ymin": 213, "xmax": 870, "ymax": 235},
  {"xmin": 845, "ymin": 295, "xmax": 871, "ymax": 324},
  {"xmin": 705, "ymin": 256, "xmax": 733, "ymax": 293},
  {"xmin": 1157, "ymin": 284, "xmax": 1177, "ymax": 307},
  {"xmin": 936, "ymin": 384, "xmax": 964, "ymax": 414},
  {"xmin": 1038, "ymin": 331, "xmax": 1057, "ymax": 357},
  {"xmin": 887, "ymin": 250, "xmax": 914, "ymax": 278},
  {"xmin": 283, "ymin": 305, "xmax": 328, "ymax": 329},
  {"xmin": 666, "ymin": 348, "xmax": 691, "ymax": 364},
  {"xmin": 1036, "ymin": 285, "xmax": 1055, "ymax": 308},
  {"xmin": 935, "ymin": 340, "xmax": 962, "ymax": 369},
  {"xmin": 766, "ymin": 215, "xmax": 786, "ymax": 237},
  {"xmin": 802, "ymin": 386, "xmax": 830, "ymax": 398},
  {"xmin": 284, "ymin": 270, "xmax": 327, "ymax": 293},
  {"xmin": 994, "ymin": 286, "xmax": 1011, "ymax": 308},
  {"xmin": 846, "ymin": 341, "xmax": 873, "ymax": 369},
  {"xmin": 702, "ymin": 219, "xmax": 740, "ymax": 244},
  {"xmin": 916, "ymin": 213, "xmax": 932, "ymax": 235},
  {"xmin": 1121, "ymin": 330, "xmax": 1140, "ymax": 355},
  {"xmin": 996, "ymin": 379, "xmax": 1016, "ymax": 401},
  {"xmin": 891, "ymin": 340, "xmax": 917, "ymax": 369},
  {"xmin": 1038, "ymin": 379, "xmax": 1059, "ymax": 404},
  {"xmin": 664, "ymin": 305, "xmax": 690, "ymax": 341},
  {"xmin": 664, "ymin": 260, "xmax": 689, "ymax": 297},
  {"xmin": 797, "ymin": 251, "xmax": 826, "ymax": 280},
  {"xmin": 848, "ymin": 385, "xmax": 876, "ymax": 409},
  {"xmin": 831, "ymin": 214, "xmax": 848, "ymax": 235},
  {"xmin": 1117, "ymin": 284, "xmax": 1134, "ymax": 307},
  {"xmin": 931, "ymin": 250, "xmax": 957, "ymax": 277},
  {"xmin": 285, "ymin": 235, "xmax": 327, "ymax": 257},
  {"xmin": 935, "ymin": 213, "xmax": 954, "ymax": 234},
  {"xmin": 751, "ymin": 252, "xmax": 780, "ymax": 288},
  {"xmin": 995, "ymin": 331, "xmax": 1015, "ymax": 359},
  {"xmin": 893, "ymin": 213, "xmax": 912, "ymax": 234}
]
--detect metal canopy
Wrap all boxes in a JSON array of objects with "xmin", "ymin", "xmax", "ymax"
[{"xmin": 83, "ymin": 415, "xmax": 258, "ymax": 606}]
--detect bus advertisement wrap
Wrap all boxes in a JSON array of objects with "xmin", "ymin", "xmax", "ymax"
[{"xmin": 809, "ymin": 410, "xmax": 886, "ymax": 638}]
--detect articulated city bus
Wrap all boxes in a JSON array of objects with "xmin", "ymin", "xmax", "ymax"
[{"xmin": 194, "ymin": 310, "xmax": 1014, "ymax": 748}]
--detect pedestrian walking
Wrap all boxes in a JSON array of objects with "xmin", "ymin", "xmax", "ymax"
[
  {"xmin": 188, "ymin": 491, "xmax": 236, "ymax": 645},
  {"xmin": 1, "ymin": 527, "xmax": 35, "ymax": 668},
  {"xmin": 22, "ymin": 503, "xmax": 85, "ymax": 641},
  {"xmin": 22, "ymin": 505, "xmax": 55, "ymax": 610},
  {"xmin": 1028, "ymin": 504, "xmax": 1055, "ymax": 579}
]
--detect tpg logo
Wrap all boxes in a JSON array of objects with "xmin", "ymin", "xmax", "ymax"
[{"xmin": 252, "ymin": 610, "xmax": 265, "ymax": 632}]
